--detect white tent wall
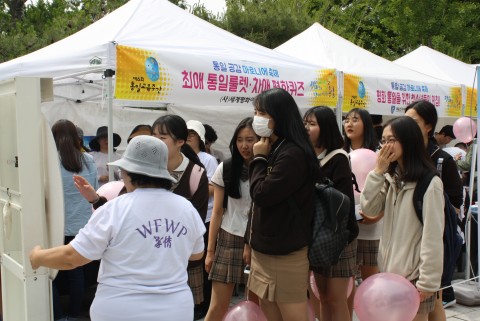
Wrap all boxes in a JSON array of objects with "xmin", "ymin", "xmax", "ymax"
[
  {"xmin": 40, "ymin": 100, "xmax": 166, "ymax": 152},
  {"xmin": 40, "ymin": 99, "xmax": 256, "ymax": 158}
]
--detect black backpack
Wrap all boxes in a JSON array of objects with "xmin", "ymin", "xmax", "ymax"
[
  {"xmin": 307, "ymin": 149, "xmax": 351, "ymax": 267},
  {"xmin": 412, "ymin": 170, "xmax": 463, "ymax": 285},
  {"xmin": 308, "ymin": 180, "xmax": 351, "ymax": 267}
]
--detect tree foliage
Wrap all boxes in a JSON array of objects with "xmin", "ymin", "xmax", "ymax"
[
  {"xmin": 0, "ymin": 0, "xmax": 479, "ymax": 64},
  {"xmin": 220, "ymin": 0, "xmax": 314, "ymax": 48},
  {"xmin": 305, "ymin": 0, "xmax": 480, "ymax": 62}
]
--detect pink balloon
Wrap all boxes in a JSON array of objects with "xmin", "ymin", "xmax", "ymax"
[
  {"xmin": 453, "ymin": 117, "xmax": 477, "ymax": 143},
  {"xmin": 354, "ymin": 272, "xmax": 420, "ymax": 321},
  {"xmin": 96, "ymin": 181, "xmax": 124, "ymax": 201},
  {"xmin": 223, "ymin": 300, "xmax": 267, "ymax": 321},
  {"xmin": 350, "ymin": 149, "xmax": 377, "ymax": 191},
  {"xmin": 309, "ymin": 271, "xmax": 320, "ymax": 299}
]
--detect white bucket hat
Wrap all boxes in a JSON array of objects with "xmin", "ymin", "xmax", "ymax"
[
  {"xmin": 108, "ymin": 135, "xmax": 176, "ymax": 182},
  {"xmin": 186, "ymin": 120, "xmax": 206, "ymax": 143}
]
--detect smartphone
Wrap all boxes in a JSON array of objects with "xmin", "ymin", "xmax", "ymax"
[{"xmin": 355, "ymin": 204, "xmax": 364, "ymax": 221}]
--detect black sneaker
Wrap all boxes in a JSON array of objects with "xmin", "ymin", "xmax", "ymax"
[{"xmin": 193, "ymin": 306, "xmax": 207, "ymax": 320}]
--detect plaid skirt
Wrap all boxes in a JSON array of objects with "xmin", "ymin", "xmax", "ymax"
[
  {"xmin": 188, "ymin": 264, "xmax": 204, "ymax": 304},
  {"xmin": 356, "ymin": 239, "xmax": 379, "ymax": 267},
  {"xmin": 208, "ymin": 229, "xmax": 245, "ymax": 284},
  {"xmin": 312, "ymin": 239, "xmax": 357, "ymax": 278},
  {"xmin": 410, "ymin": 279, "xmax": 437, "ymax": 314}
]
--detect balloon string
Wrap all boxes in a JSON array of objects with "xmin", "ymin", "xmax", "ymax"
[
  {"xmin": 440, "ymin": 276, "xmax": 480, "ymax": 291},
  {"xmin": 245, "ymin": 266, "xmax": 250, "ymax": 301}
]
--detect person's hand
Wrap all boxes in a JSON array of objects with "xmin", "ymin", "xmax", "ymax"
[
  {"xmin": 358, "ymin": 210, "xmax": 383, "ymax": 224},
  {"xmin": 99, "ymin": 175, "xmax": 109, "ymax": 183},
  {"xmin": 73, "ymin": 175, "xmax": 98, "ymax": 203},
  {"xmin": 253, "ymin": 137, "xmax": 271, "ymax": 156},
  {"xmin": 418, "ymin": 290, "xmax": 434, "ymax": 302},
  {"xmin": 454, "ymin": 153, "xmax": 462, "ymax": 161},
  {"xmin": 29, "ymin": 245, "xmax": 42, "ymax": 270},
  {"xmin": 205, "ymin": 251, "xmax": 214, "ymax": 274},
  {"xmin": 374, "ymin": 143, "xmax": 395, "ymax": 174},
  {"xmin": 243, "ymin": 244, "xmax": 251, "ymax": 265}
]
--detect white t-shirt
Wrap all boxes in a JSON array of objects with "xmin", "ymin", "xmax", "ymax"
[
  {"xmin": 71, "ymin": 188, "xmax": 205, "ymax": 318},
  {"xmin": 354, "ymin": 179, "xmax": 384, "ymax": 240},
  {"xmin": 198, "ymin": 151, "xmax": 219, "ymax": 223},
  {"xmin": 211, "ymin": 162, "xmax": 251, "ymax": 237},
  {"xmin": 90, "ymin": 151, "xmax": 121, "ymax": 187}
]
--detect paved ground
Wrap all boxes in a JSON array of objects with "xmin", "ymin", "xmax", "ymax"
[
  {"xmin": 199, "ymin": 284, "xmax": 480, "ymax": 321},
  {"xmin": 78, "ymin": 276, "xmax": 480, "ymax": 321}
]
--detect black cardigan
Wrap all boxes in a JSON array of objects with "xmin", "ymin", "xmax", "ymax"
[{"xmin": 247, "ymin": 140, "xmax": 315, "ymax": 255}]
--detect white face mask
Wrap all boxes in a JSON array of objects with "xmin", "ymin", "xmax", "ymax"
[{"xmin": 253, "ymin": 116, "xmax": 273, "ymax": 137}]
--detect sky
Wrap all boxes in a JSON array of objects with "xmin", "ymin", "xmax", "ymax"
[{"xmin": 185, "ymin": 0, "xmax": 226, "ymax": 16}]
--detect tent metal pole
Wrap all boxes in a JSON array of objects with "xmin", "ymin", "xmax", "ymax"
[
  {"xmin": 465, "ymin": 140, "xmax": 477, "ymax": 280},
  {"xmin": 477, "ymin": 66, "xmax": 479, "ymax": 280},
  {"xmin": 336, "ymin": 70, "xmax": 344, "ymax": 131},
  {"xmin": 53, "ymin": 68, "xmax": 106, "ymax": 81},
  {"xmin": 104, "ymin": 69, "xmax": 115, "ymax": 181}
]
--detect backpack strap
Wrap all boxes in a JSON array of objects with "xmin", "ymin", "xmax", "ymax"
[
  {"xmin": 189, "ymin": 164, "xmax": 205, "ymax": 197},
  {"xmin": 320, "ymin": 149, "xmax": 349, "ymax": 167},
  {"xmin": 412, "ymin": 171, "xmax": 437, "ymax": 224}
]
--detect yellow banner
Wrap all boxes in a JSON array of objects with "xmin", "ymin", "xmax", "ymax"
[{"xmin": 115, "ymin": 45, "xmax": 173, "ymax": 101}]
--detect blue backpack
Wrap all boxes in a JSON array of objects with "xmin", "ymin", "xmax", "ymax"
[{"xmin": 412, "ymin": 169, "xmax": 463, "ymax": 285}]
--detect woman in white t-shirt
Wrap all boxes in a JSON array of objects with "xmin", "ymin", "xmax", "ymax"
[
  {"xmin": 30, "ymin": 136, "xmax": 206, "ymax": 321},
  {"xmin": 343, "ymin": 108, "xmax": 383, "ymax": 283},
  {"xmin": 204, "ymin": 117, "xmax": 259, "ymax": 321}
]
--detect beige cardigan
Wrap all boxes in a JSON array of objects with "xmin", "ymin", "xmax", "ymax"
[{"xmin": 360, "ymin": 170, "xmax": 445, "ymax": 293}]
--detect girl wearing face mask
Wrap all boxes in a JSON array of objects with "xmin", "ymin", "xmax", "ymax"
[
  {"xmin": 360, "ymin": 116, "xmax": 444, "ymax": 321},
  {"xmin": 204, "ymin": 117, "xmax": 259, "ymax": 321},
  {"xmin": 245, "ymin": 88, "xmax": 320, "ymax": 321}
]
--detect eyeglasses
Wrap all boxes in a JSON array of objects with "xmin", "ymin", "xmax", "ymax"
[
  {"xmin": 379, "ymin": 137, "xmax": 397, "ymax": 146},
  {"xmin": 344, "ymin": 117, "xmax": 360, "ymax": 125}
]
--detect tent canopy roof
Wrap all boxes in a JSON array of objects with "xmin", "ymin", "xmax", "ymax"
[
  {"xmin": 0, "ymin": 0, "xmax": 321, "ymax": 81},
  {"xmin": 275, "ymin": 23, "xmax": 456, "ymax": 85},
  {"xmin": 394, "ymin": 46, "xmax": 477, "ymax": 87}
]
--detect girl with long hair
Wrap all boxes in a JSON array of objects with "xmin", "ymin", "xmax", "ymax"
[
  {"xmin": 51, "ymin": 119, "xmax": 98, "ymax": 321},
  {"xmin": 361, "ymin": 116, "xmax": 444, "ymax": 321},
  {"xmin": 204, "ymin": 117, "xmax": 259, "ymax": 321},
  {"xmin": 343, "ymin": 108, "xmax": 381, "ymax": 284},
  {"xmin": 405, "ymin": 100, "xmax": 463, "ymax": 320},
  {"xmin": 246, "ymin": 88, "xmax": 320, "ymax": 321},
  {"xmin": 304, "ymin": 106, "xmax": 358, "ymax": 321}
]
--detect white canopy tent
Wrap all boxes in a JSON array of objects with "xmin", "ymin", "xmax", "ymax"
[
  {"xmin": 395, "ymin": 46, "xmax": 477, "ymax": 88},
  {"xmin": 0, "ymin": 0, "xmax": 333, "ymax": 156},
  {"xmin": 395, "ymin": 46, "xmax": 477, "ymax": 118},
  {"xmin": 275, "ymin": 23, "xmax": 464, "ymax": 117}
]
